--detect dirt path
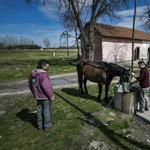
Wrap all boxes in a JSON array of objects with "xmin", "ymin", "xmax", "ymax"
[
  {"xmin": 0, "ymin": 59, "xmax": 141, "ymax": 97},
  {"xmin": 0, "ymin": 72, "xmax": 122, "ymax": 97}
]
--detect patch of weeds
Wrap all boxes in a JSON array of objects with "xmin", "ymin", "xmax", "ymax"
[
  {"xmin": 130, "ymin": 118, "xmax": 135, "ymax": 122},
  {"xmin": 123, "ymin": 120, "xmax": 130, "ymax": 128},
  {"xmin": 108, "ymin": 120, "xmax": 130, "ymax": 131},
  {"xmin": 126, "ymin": 130, "xmax": 132, "ymax": 135}
]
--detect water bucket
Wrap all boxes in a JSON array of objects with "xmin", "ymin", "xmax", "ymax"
[
  {"xmin": 114, "ymin": 84, "xmax": 140, "ymax": 114},
  {"xmin": 122, "ymin": 82, "xmax": 130, "ymax": 92}
]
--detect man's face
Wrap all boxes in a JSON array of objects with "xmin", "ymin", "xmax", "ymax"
[
  {"xmin": 42, "ymin": 64, "xmax": 49, "ymax": 71},
  {"xmin": 139, "ymin": 63, "xmax": 145, "ymax": 69}
]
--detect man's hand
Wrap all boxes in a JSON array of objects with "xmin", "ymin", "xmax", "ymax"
[
  {"xmin": 131, "ymin": 72, "xmax": 137, "ymax": 78},
  {"xmin": 51, "ymin": 97, "xmax": 55, "ymax": 101},
  {"xmin": 131, "ymin": 72, "xmax": 135, "ymax": 76}
]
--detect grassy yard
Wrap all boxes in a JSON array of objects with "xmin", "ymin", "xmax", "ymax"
[
  {"xmin": 0, "ymin": 50, "xmax": 150, "ymax": 149},
  {"xmin": 0, "ymin": 49, "xmax": 148, "ymax": 83},
  {"xmin": 0, "ymin": 49, "xmax": 79, "ymax": 82},
  {"xmin": 1, "ymin": 83, "xmax": 150, "ymax": 150}
]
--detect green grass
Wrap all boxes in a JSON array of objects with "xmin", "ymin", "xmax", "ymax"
[
  {"xmin": 0, "ymin": 84, "xmax": 150, "ymax": 150},
  {"xmin": 0, "ymin": 49, "xmax": 150, "ymax": 149},
  {"xmin": 0, "ymin": 49, "xmax": 79, "ymax": 82}
]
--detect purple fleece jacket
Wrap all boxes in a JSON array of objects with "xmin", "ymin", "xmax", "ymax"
[
  {"xmin": 136, "ymin": 67, "xmax": 150, "ymax": 88},
  {"xmin": 28, "ymin": 69, "xmax": 54, "ymax": 100}
]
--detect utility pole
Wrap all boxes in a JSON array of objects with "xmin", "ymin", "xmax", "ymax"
[
  {"xmin": 61, "ymin": 31, "xmax": 71, "ymax": 56},
  {"xmin": 67, "ymin": 31, "xmax": 69, "ymax": 56},
  {"xmin": 131, "ymin": 0, "xmax": 137, "ymax": 72},
  {"xmin": 60, "ymin": 35, "xmax": 62, "ymax": 53}
]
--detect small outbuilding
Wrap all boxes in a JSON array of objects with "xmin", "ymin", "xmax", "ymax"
[{"xmin": 81, "ymin": 23, "xmax": 150, "ymax": 62}]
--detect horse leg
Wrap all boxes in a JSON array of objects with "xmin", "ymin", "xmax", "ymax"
[
  {"xmin": 97, "ymin": 83, "xmax": 103, "ymax": 103},
  {"xmin": 104, "ymin": 83, "xmax": 110, "ymax": 103},
  {"xmin": 78, "ymin": 74, "xmax": 85, "ymax": 95},
  {"xmin": 83, "ymin": 77, "xmax": 88, "ymax": 94}
]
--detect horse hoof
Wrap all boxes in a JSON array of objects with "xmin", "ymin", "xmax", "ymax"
[{"xmin": 97, "ymin": 100, "xmax": 102, "ymax": 103}]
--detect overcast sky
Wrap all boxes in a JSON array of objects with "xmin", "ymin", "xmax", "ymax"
[{"xmin": 0, "ymin": 0, "xmax": 149, "ymax": 48}]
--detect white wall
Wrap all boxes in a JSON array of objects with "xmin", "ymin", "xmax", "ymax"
[
  {"xmin": 102, "ymin": 37, "xmax": 143, "ymax": 62},
  {"xmin": 142, "ymin": 40, "xmax": 150, "ymax": 59}
]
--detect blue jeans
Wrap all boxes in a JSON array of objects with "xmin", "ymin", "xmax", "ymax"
[
  {"xmin": 37, "ymin": 99, "xmax": 52, "ymax": 130},
  {"xmin": 139, "ymin": 87, "xmax": 149, "ymax": 111}
]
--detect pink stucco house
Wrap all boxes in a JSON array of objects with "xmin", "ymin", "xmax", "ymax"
[{"xmin": 81, "ymin": 23, "xmax": 150, "ymax": 62}]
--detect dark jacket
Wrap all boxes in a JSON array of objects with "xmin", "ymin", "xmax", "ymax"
[
  {"xmin": 28, "ymin": 69, "xmax": 54, "ymax": 100},
  {"xmin": 136, "ymin": 67, "xmax": 149, "ymax": 88}
]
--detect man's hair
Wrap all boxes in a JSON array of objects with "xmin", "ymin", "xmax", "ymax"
[
  {"xmin": 37, "ymin": 59, "xmax": 49, "ymax": 69},
  {"xmin": 138, "ymin": 61, "xmax": 145, "ymax": 65}
]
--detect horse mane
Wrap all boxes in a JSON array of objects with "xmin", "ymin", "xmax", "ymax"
[{"xmin": 96, "ymin": 61, "xmax": 125, "ymax": 77}]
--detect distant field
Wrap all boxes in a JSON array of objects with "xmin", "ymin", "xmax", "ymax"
[{"xmin": 0, "ymin": 49, "xmax": 81, "ymax": 82}]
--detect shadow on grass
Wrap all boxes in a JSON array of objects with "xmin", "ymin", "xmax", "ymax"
[
  {"xmin": 54, "ymin": 91, "xmax": 150, "ymax": 150},
  {"xmin": 61, "ymin": 88, "xmax": 114, "ymax": 108},
  {"xmin": 16, "ymin": 109, "xmax": 37, "ymax": 129},
  {"xmin": 61, "ymin": 88, "xmax": 97, "ymax": 102},
  {"xmin": 54, "ymin": 91, "xmax": 93, "ymax": 118}
]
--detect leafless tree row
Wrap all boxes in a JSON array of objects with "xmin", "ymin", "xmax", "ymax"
[{"xmin": 0, "ymin": 35, "xmax": 39, "ymax": 50}]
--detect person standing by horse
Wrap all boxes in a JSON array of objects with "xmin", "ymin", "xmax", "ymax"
[
  {"xmin": 131, "ymin": 60, "xmax": 150, "ymax": 113},
  {"xmin": 28, "ymin": 59, "xmax": 55, "ymax": 131}
]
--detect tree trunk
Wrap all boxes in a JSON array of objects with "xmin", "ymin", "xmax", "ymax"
[
  {"xmin": 75, "ymin": 28, "xmax": 80, "ymax": 59},
  {"xmin": 86, "ymin": 44, "xmax": 95, "ymax": 61}
]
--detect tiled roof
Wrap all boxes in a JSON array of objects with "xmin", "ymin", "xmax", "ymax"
[{"xmin": 95, "ymin": 23, "xmax": 150, "ymax": 41}]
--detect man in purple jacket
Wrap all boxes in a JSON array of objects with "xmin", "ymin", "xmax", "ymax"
[
  {"xmin": 131, "ymin": 61, "xmax": 149, "ymax": 113},
  {"xmin": 28, "ymin": 59, "xmax": 55, "ymax": 131}
]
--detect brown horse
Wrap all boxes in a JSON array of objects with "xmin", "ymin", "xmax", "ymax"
[{"xmin": 76, "ymin": 59, "xmax": 130, "ymax": 103}]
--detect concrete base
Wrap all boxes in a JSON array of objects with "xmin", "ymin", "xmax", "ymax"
[{"xmin": 114, "ymin": 85, "xmax": 140, "ymax": 114}]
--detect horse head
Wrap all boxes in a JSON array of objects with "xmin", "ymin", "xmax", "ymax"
[{"xmin": 120, "ymin": 68, "xmax": 131, "ymax": 83}]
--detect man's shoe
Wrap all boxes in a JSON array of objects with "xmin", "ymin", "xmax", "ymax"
[
  {"xmin": 145, "ymin": 108, "xmax": 149, "ymax": 111},
  {"xmin": 44, "ymin": 124, "xmax": 57, "ymax": 131},
  {"xmin": 138, "ymin": 110, "xmax": 144, "ymax": 113}
]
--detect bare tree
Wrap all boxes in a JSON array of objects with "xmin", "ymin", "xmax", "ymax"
[
  {"xmin": 43, "ymin": 38, "xmax": 51, "ymax": 48},
  {"xmin": 140, "ymin": 3, "xmax": 150, "ymax": 34},
  {"xmin": 59, "ymin": 2, "xmax": 88, "ymax": 59},
  {"xmin": 0, "ymin": 37, "xmax": 7, "ymax": 50},
  {"xmin": 25, "ymin": 0, "xmax": 129, "ymax": 60},
  {"xmin": 109, "ymin": 43, "xmax": 127, "ymax": 64}
]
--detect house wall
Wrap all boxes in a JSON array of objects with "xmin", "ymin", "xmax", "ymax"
[
  {"xmin": 81, "ymin": 36, "xmax": 149, "ymax": 62},
  {"xmin": 142, "ymin": 40, "xmax": 150, "ymax": 58},
  {"xmin": 101, "ymin": 37, "xmax": 143, "ymax": 62},
  {"xmin": 94, "ymin": 35, "xmax": 102, "ymax": 61}
]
